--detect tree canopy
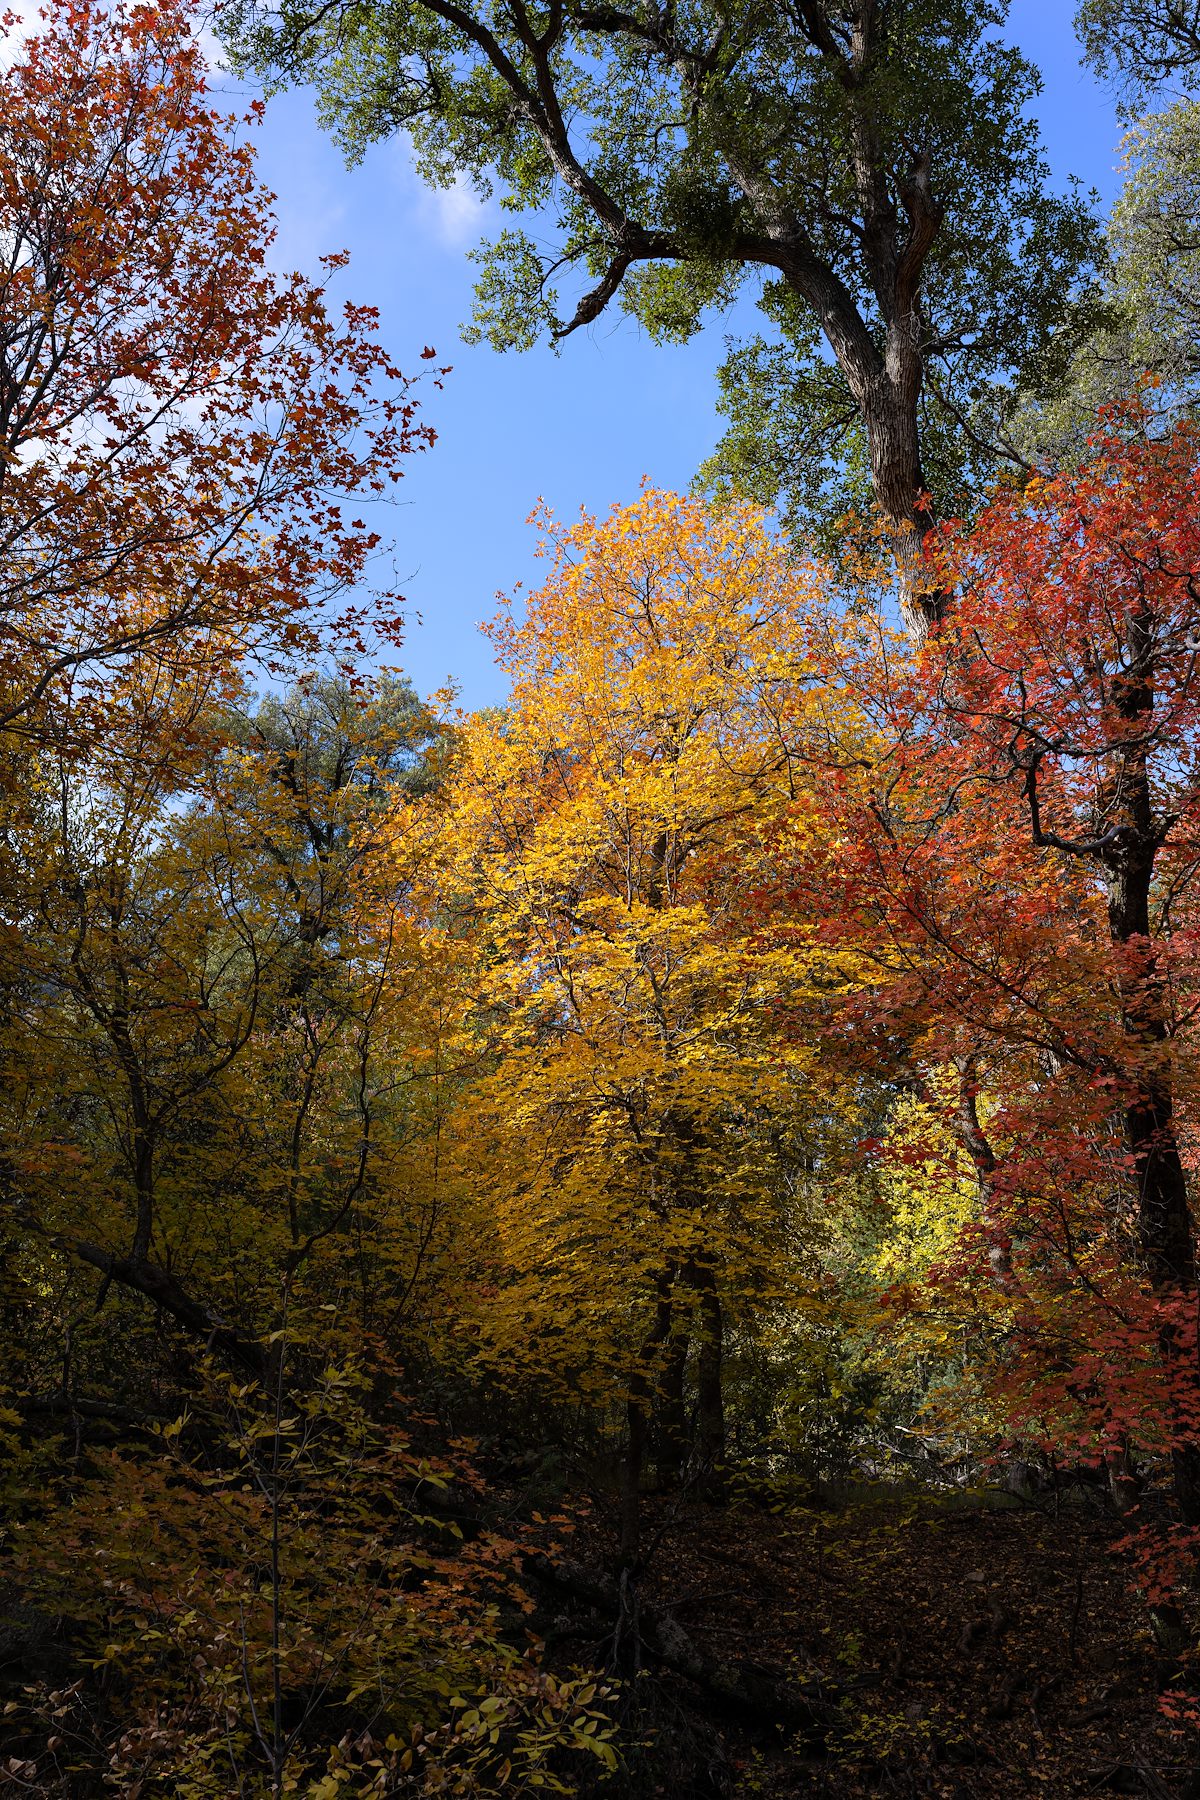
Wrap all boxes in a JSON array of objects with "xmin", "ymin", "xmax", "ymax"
[{"xmin": 228, "ymin": 0, "xmax": 1102, "ymax": 621}]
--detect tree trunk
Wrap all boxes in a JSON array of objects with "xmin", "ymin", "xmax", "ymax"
[
  {"xmin": 781, "ymin": 261, "xmax": 943, "ymax": 641},
  {"xmin": 1106, "ymin": 845, "xmax": 1200, "ymax": 1522},
  {"xmin": 620, "ymin": 1270, "xmax": 675, "ymax": 1566},
  {"xmin": 862, "ymin": 340, "xmax": 943, "ymax": 642},
  {"xmin": 690, "ymin": 1258, "xmax": 726, "ymax": 1495},
  {"xmin": 1105, "ymin": 837, "xmax": 1194, "ymax": 1290},
  {"xmin": 1099, "ymin": 659, "xmax": 1199, "ymax": 1521},
  {"xmin": 655, "ymin": 1325, "xmax": 688, "ymax": 1490},
  {"xmin": 67, "ymin": 1239, "xmax": 267, "ymax": 1380},
  {"xmin": 947, "ymin": 1055, "xmax": 1014, "ymax": 1285},
  {"xmin": 769, "ymin": 105, "xmax": 945, "ymax": 643},
  {"xmin": 619, "ymin": 1386, "xmax": 649, "ymax": 1569},
  {"xmin": 1096, "ymin": 629, "xmax": 1193, "ymax": 1287}
]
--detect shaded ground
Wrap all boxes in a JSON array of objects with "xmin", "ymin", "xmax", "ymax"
[{"xmin": 530, "ymin": 1489, "xmax": 1200, "ymax": 1797}]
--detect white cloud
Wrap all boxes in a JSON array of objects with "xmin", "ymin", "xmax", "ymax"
[
  {"xmin": 194, "ymin": 20, "xmax": 229, "ymax": 74},
  {"xmin": 420, "ymin": 170, "xmax": 491, "ymax": 247},
  {"xmin": 385, "ymin": 137, "xmax": 493, "ymax": 248}
]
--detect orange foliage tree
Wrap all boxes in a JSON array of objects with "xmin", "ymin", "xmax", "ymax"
[{"xmin": 0, "ymin": 0, "xmax": 434, "ymax": 757}]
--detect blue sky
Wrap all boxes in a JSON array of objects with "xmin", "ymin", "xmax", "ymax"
[{"xmin": 231, "ymin": 2, "xmax": 1127, "ymax": 707}]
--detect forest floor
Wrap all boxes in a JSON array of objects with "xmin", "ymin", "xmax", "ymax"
[{"xmin": 523, "ymin": 1486, "xmax": 1200, "ymax": 1799}]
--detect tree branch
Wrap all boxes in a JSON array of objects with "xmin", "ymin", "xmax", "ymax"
[
  {"xmin": 552, "ymin": 249, "xmax": 635, "ymax": 336},
  {"xmin": 67, "ymin": 1239, "xmax": 267, "ymax": 1379}
]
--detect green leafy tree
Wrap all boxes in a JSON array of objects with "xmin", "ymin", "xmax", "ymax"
[
  {"xmin": 220, "ymin": 674, "xmax": 450, "ymax": 999},
  {"xmin": 228, "ymin": 0, "xmax": 1100, "ymax": 630},
  {"xmin": 1076, "ymin": 0, "xmax": 1200, "ymax": 110},
  {"xmin": 1009, "ymin": 92, "xmax": 1200, "ymax": 466},
  {"xmin": 1011, "ymin": 6, "xmax": 1200, "ymax": 468}
]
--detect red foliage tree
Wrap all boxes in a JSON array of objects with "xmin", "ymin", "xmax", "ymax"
[{"xmin": 788, "ymin": 420, "xmax": 1200, "ymax": 1522}]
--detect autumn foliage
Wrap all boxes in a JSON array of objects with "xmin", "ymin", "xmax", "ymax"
[
  {"xmin": 772, "ymin": 427, "xmax": 1200, "ymax": 1497},
  {"xmin": 9, "ymin": 0, "xmax": 1200, "ymax": 1791},
  {"xmin": 0, "ymin": 0, "xmax": 431, "ymax": 760}
]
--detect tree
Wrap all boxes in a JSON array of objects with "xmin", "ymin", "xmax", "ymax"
[
  {"xmin": 229, "ymin": 0, "xmax": 1098, "ymax": 630},
  {"xmin": 0, "ymin": 0, "xmax": 442, "ymax": 1382},
  {"xmin": 0, "ymin": 0, "xmax": 432, "ymax": 760},
  {"xmin": 221, "ymin": 674, "xmax": 448, "ymax": 1000},
  {"xmin": 1036, "ymin": 1, "xmax": 1200, "ymax": 474},
  {"xmin": 3, "ymin": 666, "xmax": 460, "ymax": 1388},
  {"xmin": 0, "ymin": 663, "xmax": 620, "ymax": 1791},
  {"xmin": 1010, "ymin": 96, "xmax": 1200, "ymax": 469},
  {"xmin": 1076, "ymin": 0, "xmax": 1200, "ymax": 109},
  {"xmin": 417, "ymin": 490, "xmax": 836, "ymax": 1562},
  {"xmin": 788, "ymin": 418, "xmax": 1200, "ymax": 1520}
]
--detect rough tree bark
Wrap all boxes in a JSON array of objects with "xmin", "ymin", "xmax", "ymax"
[{"xmin": 1099, "ymin": 765, "xmax": 1200, "ymax": 1523}]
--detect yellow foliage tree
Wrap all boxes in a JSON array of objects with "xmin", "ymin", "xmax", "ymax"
[{"xmin": 411, "ymin": 490, "xmax": 851, "ymax": 1556}]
